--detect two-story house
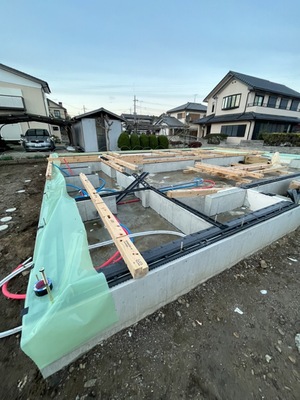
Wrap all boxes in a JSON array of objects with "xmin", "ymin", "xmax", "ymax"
[
  {"xmin": 0, "ymin": 63, "xmax": 68, "ymax": 142},
  {"xmin": 167, "ymin": 102, "xmax": 207, "ymax": 139},
  {"xmin": 196, "ymin": 71, "xmax": 300, "ymax": 144}
]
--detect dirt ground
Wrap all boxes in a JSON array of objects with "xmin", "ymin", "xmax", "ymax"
[{"xmin": 0, "ymin": 161, "xmax": 300, "ymax": 400}]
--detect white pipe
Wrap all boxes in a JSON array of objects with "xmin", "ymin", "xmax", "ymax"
[
  {"xmin": 0, "ymin": 261, "xmax": 33, "ymax": 339},
  {"xmin": 88, "ymin": 230, "xmax": 186, "ymax": 250}
]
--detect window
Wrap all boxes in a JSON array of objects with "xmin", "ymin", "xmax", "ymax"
[
  {"xmin": 279, "ymin": 98, "xmax": 289, "ymax": 110},
  {"xmin": 212, "ymin": 104, "xmax": 215, "ymax": 113},
  {"xmin": 254, "ymin": 95, "xmax": 264, "ymax": 106},
  {"xmin": 267, "ymin": 96, "xmax": 277, "ymax": 108},
  {"xmin": 221, "ymin": 124, "xmax": 246, "ymax": 137},
  {"xmin": 52, "ymin": 126, "xmax": 59, "ymax": 131},
  {"xmin": 177, "ymin": 113, "xmax": 183, "ymax": 119},
  {"xmin": 54, "ymin": 110, "xmax": 61, "ymax": 118},
  {"xmin": 221, "ymin": 94, "xmax": 241, "ymax": 110},
  {"xmin": 290, "ymin": 100, "xmax": 299, "ymax": 111}
]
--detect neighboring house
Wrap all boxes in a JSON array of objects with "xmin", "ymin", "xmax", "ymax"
[
  {"xmin": 121, "ymin": 113, "xmax": 157, "ymax": 134},
  {"xmin": 196, "ymin": 71, "xmax": 300, "ymax": 144},
  {"xmin": 154, "ymin": 114, "xmax": 187, "ymax": 136},
  {"xmin": 167, "ymin": 102, "xmax": 207, "ymax": 138},
  {"xmin": 72, "ymin": 108, "xmax": 124, "ymax": 152},
  {"xmin": 0, "ymin": 63, "xmax": 55, "ymax": 141},
  {"xmin": 47, "ymin": 99, "xmax": 68, "ymax": 138}
]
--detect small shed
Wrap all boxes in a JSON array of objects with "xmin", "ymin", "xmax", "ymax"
[{"xmin": 72, "ymin": 108, "xmax": 124, "ymax": 152}]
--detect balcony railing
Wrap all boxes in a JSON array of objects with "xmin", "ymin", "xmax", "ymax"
[{"xmin": 247, "ymin": 103, "xmax": 299, "ymax": 112}]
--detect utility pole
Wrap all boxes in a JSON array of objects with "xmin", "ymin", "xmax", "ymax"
[
  {"xmin": 133, "ymin": 95, "xmax": 138, "ymax": 134},
  {"xmin": 133, "ymin": 95, "xmax": 138, "ymax": 115},
  {"xmin": 83, "ymin": 105, "xmax": 87, "ymax": 113}
]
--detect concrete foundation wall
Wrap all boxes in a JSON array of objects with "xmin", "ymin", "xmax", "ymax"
[
  {"xmin": 43, "ymin": 205, "xmax": 300, "ymax": 378},
  {"xmin": 203, "ymin": 188, "xmax": 246, "ymax": 216},
  {"xmin": 143, "ymin": 160, "xmax": 195, "ymax": 173},
  {"xmin": 77, "ymin": 197, "xmax": 117, "ymax": 221},
  {"xmin": 148, "ymin": 190, "xmax": 213, "ymax": 234},
  {"xmin": 65, "ymin": 175, "xmax": 100, "ymax": 192},
  {"xmin": 245, "ymin": 190, "xmax": 289, "ymax": 211},
  {"xmin": 202, "ymin": 156, "xmax": 244, "ymax": 166}
]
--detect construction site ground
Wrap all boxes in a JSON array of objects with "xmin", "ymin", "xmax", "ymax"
[{"xmin": 0, "ymin": 158, "xmax": 300, "ymax": 400}]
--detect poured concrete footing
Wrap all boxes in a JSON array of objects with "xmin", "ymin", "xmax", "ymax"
[{"xmin": 42, "ymin": 204, "xmax": 300, "ymax": 378}]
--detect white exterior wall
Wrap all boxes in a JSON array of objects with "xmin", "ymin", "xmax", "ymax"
[
  {"xmin": 73, "ymin": 119, "xmax": 98, "ymax": 152},
  {"xmin": 106, "ymin": 119, "xmax": 122, "ymax": 151},
  {"xmin": 214, "ymin": 79, "xmax": 249, "ymax": 116},
  {"xmin": 0, "ymin": 70, "xmax": 51, "ymax": 141}
]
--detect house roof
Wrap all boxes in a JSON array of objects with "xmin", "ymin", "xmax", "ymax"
[
  {"xmin": 73, "ymin": 107, "xmax": 124, "ymax": 121},
  {"xmin": 204, "ymin": 71, "xmax": 300, "ymax": 102},
  {"xmin": 0, "ymin": 63, "xmax": 51, "ymax": 94},
  {"xmin": 155, "ymin": 115, "xmax": 185, "ymax": 128},
  {"xmin": 167, "ymin": 102, "xmax": 207, "ymax": 113},
  {"xmin": 195, "ymin": 112, "xmax": 300, "ymax": 125},
  {"xmin": 122, "ymin": 113, "xmax": 154, "ymax": 121},
  {"xmin": 47, "ymin": 99, "xmax": 67, "ymax": 111}
]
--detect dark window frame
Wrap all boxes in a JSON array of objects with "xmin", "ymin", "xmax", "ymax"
[
  {"xmin": 267, "ymin": 95, "xmax": 277, "ymax": 108},
  {"xmin": 254, "ymin": 94, "xmax": 264, "ymax": 106},
  {"xmin": 221, "ymin": 94, "xmax": 241, "ymax": 110},
  {"xmin": 279, "ymin": 98, "xmax": 289, "ymax": 110}
]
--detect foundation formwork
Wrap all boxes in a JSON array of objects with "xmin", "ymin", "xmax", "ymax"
[{"xmin": 20, "ymin": 150, "xmax": 300, "ymax": 377}]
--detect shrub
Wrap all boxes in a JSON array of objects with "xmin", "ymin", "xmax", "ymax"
[
  {"xmin": 117, "ymin": 132, "xmax": 131, "ymax": 150},
  {"xmin": 140, "ymin": 134, "xmax": 150, "ymax": 149},
  {"xmin": 204, "ymin": 133, "xmax": 228, "ymax": 141},
  {"xmin": 157, "ymin": 135, "xmax": 169, "ymax": 149},
  {"xmin": 149, "ymin": 134, "xmax": 158, "ymax": 149},
  {"xmin": 260, "ymin": 132, "xmax": 300, "ymax": 147},
  {"xmin": 188, "ymin": 141, "xmax": 202, "ymax": 148},
  {"xmin": 130, "ymin": 133, "xmax": 141, "ymax": 150}
]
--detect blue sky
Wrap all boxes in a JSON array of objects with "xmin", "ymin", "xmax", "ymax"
[{"xmin": 1, "ymin": 0, "xmax": 300, "ymax": 116}]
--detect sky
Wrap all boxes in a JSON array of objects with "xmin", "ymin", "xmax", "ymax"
[{"xmin": 1, "ymin": 0, "xmax": 300, "ymax": 117}]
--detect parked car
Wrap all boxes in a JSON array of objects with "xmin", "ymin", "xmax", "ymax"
[{"xmin": 21, "ymin": 129, "xmax": 55, "ymax": 152}]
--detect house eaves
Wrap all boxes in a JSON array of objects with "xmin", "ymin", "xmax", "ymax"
[
  {"xmin": 0, "ymin": 63, "xmax": 51, "ymax": 94},
  {"xmin": 167, "ymin": 102, "xmax": 207, "ymax": 113},
  {"xmin": 195, "ymin": 112, "xmax": 300, "ymax": 125},
  {"xmin": 155, "ymin": 115, "xmax": 185, "ymax": 128},
  {"xmin": 203, "ymin": 71, "xmax": 300, "ymax": 102}
]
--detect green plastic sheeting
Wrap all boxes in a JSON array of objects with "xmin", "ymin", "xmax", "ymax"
[{"xmin": 21, "ymin": 158, "xmax": 118, "ymax": 371}]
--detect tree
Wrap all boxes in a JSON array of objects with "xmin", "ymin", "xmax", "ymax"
[
  {"xmin": 140, "ymin": 134, "xmax": 150, "ymax": 149},
  {"xmin": 149, "ymin": 134, "xmax": 158, "ymax": 149},
  {"xmin": 158, "ymin": 135, "xmax": 169, "ymax": 149},
  {"xmin": 117, "ymin": 132, "xmax": 131, "ymax": 150},
  {"xmin": 130, "ymin": 133, "xmax": 141, "ymax": 150}
]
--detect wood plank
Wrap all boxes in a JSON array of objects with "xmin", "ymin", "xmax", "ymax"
[
  {"xmin": 45, "ymin": 161, "xmax": 53, "ymax": 180},
  {"xmin": 47, "ymin": 155, "xmax": 103, "ymax": 163},
  {"xmin": 244, "ymin": 155, "xmax": 270, "ymax": 164},
  {"xmin": 104, "ymin": 155, "xmax": 139, "ymax": 171},
  {"xmin": 80, "ymin": 173, "xmax": 148, "ymax": 279},
  {"xmin": 194, "ymin": 162, "xmax": 264, "ymax": 179},
  {"xmin": 186, "ymin": 166, "xmax": 251, "ymax": 183},
  {"xmin": 166, "ymin": 187, "xmax": 226, "ymax": 198},
  {"xmin": 100, "ymin": 158, "xmax": 125, "ymax": 173},
  {"xmin": 289, "ymin": 180, "xmax": 300, "ymax": 190}
]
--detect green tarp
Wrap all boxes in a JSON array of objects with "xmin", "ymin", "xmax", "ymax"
[{"xmin": 21, "ymin": 159, "xmax": 117, "ymax": 370}]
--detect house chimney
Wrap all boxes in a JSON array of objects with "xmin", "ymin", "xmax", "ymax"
[{"xmin": 59, "ymin": 102, "xmax": 63, "ymax": 107}]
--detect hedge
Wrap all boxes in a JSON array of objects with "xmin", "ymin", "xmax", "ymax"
[
  {"xmin": 149, "ymin": 134, "xmax": 158, "ymax": 149},
  {"xmin": 140, "ymin": 134, "xmax": 150, "ymax": 149},
  {"xmin": 260, "ymin": 132, "xmax": 300, "ymax": 147},
  {"xmin": 157, "ymin": 135, "xmax": 169, "ymax": 149},
  {"xmin": 117, "ymin": 132, "xmax": 131, "ymax": 150},
  {"xmin": 130, "ymin": 133, "xmax": 141, "ymax": 150}
]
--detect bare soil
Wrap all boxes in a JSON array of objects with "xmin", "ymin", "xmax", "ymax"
[{"xmin": 0, "ymin": 161, "xmax": 300, "ymax": 400}]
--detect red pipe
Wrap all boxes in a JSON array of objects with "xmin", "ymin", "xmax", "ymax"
[{"xmin": 2, "ymin": 265, "xmax": 26, "ymax": 300}]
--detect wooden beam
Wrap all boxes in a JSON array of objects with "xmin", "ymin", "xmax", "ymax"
[
  {"xmin": 79, "ymin": 173, "xmax": 148, "ymax": 279},
  {"xmin": 194, "ymin": 162, "xmax": 264, "ymax": 179},
  {"xmin": 104, "ymin": 155, "xmax": 139, "ymax": 171},
  {"xmin": 45, "ymin": 161, "xmax": 53, "ymax": 180},
  {"xmin": 166, "ymin": 187, "xmax": 226, "ymax": 198},
  {"xmin": 100, "ymin": 158, "xmax": 125, "ymax": 173},
  {"xmin": 289, "ymin": 180, "xmax": 300, "ymax": 190},
  {"xmin": 47, "ymin": 155, "xmax": 103, "ymax": 163},
  {"xmin": 244, "ymin": 155, "xmax": 270, "ymax": 164},
  {"xmin": 185, "ymin": 166, "xmax": 251, "ymax": 184}
]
